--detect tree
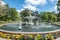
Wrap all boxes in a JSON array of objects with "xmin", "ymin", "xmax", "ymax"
[
  {"xmin": 57, "ymin": 0, "xmax": 60, "ymax": 21},
  {"xmin": 20, "ymin": 9, "xmax": 31, "ymax": 17},
  {"xmin": 0, "ymin": 3, "xmax": 19, "ymax": 21},
  {"xmin": 47, "ymin": 12, "xmax": 53, "ymax": 22},
  {"xmin": 20, "ymin": 9, "xmax": 32, "ymax": 22},
  {"xmin": 10, "ymin": 8, "xmax": 19, "ymax": 21},
  {"xmin": 0, "ymin": 4, "xmax": 10, "ymax": 21},
  {"xmin": 4, "ymin": 4, "xmax": 11, "ymax": 21},
  {"xmin": 40, "ymin": 12, "xmax": 48, "ymax": 22},
  {"xmin": 52, "ymin": 14, "xmax": 57, "ymax": 22},
  {"xmin": 40, "ymin": 12, "xmax": 57, "ymax": 22}
]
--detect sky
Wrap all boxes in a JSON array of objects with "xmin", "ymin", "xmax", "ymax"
[{"xmin": 3, "ymin": 0, "xmax": 58, "ymax": 13}]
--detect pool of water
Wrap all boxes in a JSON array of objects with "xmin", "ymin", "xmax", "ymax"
[{"xmin": 0, "ymin": 23, "xmax": 60, "ymax": 32}]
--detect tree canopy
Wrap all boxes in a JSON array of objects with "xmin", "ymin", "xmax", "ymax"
[
  {"xmin": 39, "ymin": 12, "xmax": 57, "ymax": 22},
  {"xmin": 57, "ymin": 0, "xmax": 60, "ymax": 21},
  {"xmin": 0, "ymin": 4, "xmax": 19, "ymax": 21}
]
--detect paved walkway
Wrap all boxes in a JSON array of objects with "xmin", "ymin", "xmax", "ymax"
[
  {"xmin": 0, "ymin": 37, "xmax": 11, "ymax": 40},
  {"xmin": 0, "ymin": 38, "xmax": 7, "ymax": 40},
  {"xmin": 55, "ymin": 38, "xmax": 60, "ymax": 40}
]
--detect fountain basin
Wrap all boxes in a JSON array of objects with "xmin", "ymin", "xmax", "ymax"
[{"xmin": 0, "ymin": 23, "xmax": 60, "ymax": 32}]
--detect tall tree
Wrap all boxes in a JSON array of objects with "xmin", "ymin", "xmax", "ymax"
[
  {"xmin": 40, "ymin": 12, "xmax": 57, "ymax": 22},
  {"xmin": 0, "ymin": 4, "xmax": 10, "ymax": 21},
  {"xmin": 10, "ymin": 8, "xmax": 19, "ymax": 21},
  {"xmin": 40, "ymin": 12, "xmax": 48, "ymax": 22},
  {"xmin": 4, "ymin": 4, "xmax": 11, "ymax": 21},
  {"xmin": 20, "ymin": 9, "xmax": 32, "ymax": 22},
  {"xmin": 57, "ymin": 0, "xmax": 60, "ymax": 21},
  {"xmin": 20, "ymin": 9, "xmax": 31, "ymax": 17}
]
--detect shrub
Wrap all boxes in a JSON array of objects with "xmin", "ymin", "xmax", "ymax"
[
  {"xmin": 35, "ymin": 34, "xmax": 42, "ymax": 40},
  {"xmin": 45, "ymin": 34, "xmax": 54, "ymax": 40}
]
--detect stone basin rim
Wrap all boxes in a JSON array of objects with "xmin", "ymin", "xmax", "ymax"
[{"xmin": 0, "ymin": 29, "xmax": 60, "ymax": 34}]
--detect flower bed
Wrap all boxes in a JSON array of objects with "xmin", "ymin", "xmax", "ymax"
[{"xmin": 0, "ymin": 31, "xmax": 60, "ymax": 40}]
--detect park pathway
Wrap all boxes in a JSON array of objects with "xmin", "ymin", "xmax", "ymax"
[{"xmin": 0, "ymin": 37, "xmax": 11, "ymax": 40}]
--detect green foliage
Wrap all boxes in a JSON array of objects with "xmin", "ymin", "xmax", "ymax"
[
  {"xmin": 0, "ymin": 4, "xmax": 10, "ymax": 21},
  {"xmin": 0, "ymin": 4, "xmax": 19, "ymax": 21},
  {"xmin": 10, "ymin": 8, "xmax": 19, "ymax": 21},
  {"xmin": 20, "ymin": 9, "xmax": 32, "ymax": 22},
  {"xmin": 57, "ymin": 0, "xmax": 60, "ymax": 21},
  {"xmin": 40, "ymin": 12, "xmax": 57, "ymax": 22},
  {"xmin": 28, "ymin": 35, "xmax": 34, "ymax": 40},
  {"xmin": 0, "ymin": 2, "xmax": 58, "ymax": 22},
  {"xmin": 42, "ymin": 12, "xmax": 48, "ymax": 21},
  {"xmin": 35, "ymin": 34, "xmax": 42, "ymax": 40},
  {"xmin": 20, "ymin": 9, "xmax": 30, "ymax": 17},
  {"xmin": 45, "ymin": 34, "xmax": 54, "ymax": 40},
  {"xmin": 52, "ymin": 14, "xmax": 57, "ymax": 22}
]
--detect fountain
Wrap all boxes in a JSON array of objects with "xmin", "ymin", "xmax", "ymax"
[
  {"xmin": 0, "ymin": 0, "xmax": 60, "ymax": 33},
  {"xmin": 0, "ymin": 1, "xmax": 60, "ymax": 40},
  {"xmin": 36, "ymin": 21, "xmax": 39, "ymax": 25},
  {"xmin": 24, "ymin": 10, "xmax": 38, "ymax": 25},
  {"xmin": 25, "ymin": 15, "xmax": 36, "ymax": 25}
]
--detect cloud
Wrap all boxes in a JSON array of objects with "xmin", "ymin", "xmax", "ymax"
[
  {"xmin": 23, "ymin": 5, "xmax": 37, "ymax": 11},
  {"xmin": 49, "ymin": 0, "xmax": 58, "ymax": 3},
  {"xmin": 54, "ymin": 6, "xmax": 57, "ymax": 10},
  {"xmin": 0, "ymin": 1, "xmax": 6, "ymax": 5},
  {"xmin": 19, "ymin": 9, "xmax": 24, "ymax": 12},
  {"xmin": 20, "ymin": 0, "xmax": 58, "ymax": 12},
  {"xmin": 17, "ymin": 9, "xmax": 25, "ymax": 17},
  {"xmin": 23, "ymin": 0, "xmax": 46, "ymax": 11},
  {"xmin": 17, "ymin": 10, "xmax": 20, "ymax": 13},
  {"xmin": 17, "ymin": 9, "xmax": 24, "ymax": 13},
  {"xmin": 25, "ymin": 0, "xmax": 47, "ymax": 5},
  {"xmin": 54, "ymin": 6, "xmax": 58, "ymax": 13}
]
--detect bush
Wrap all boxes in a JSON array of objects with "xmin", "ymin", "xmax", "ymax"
[
  {"xmin": 28, "ymin": 34, "xmax": 34, "ymax": 40},
  {"xmin": 35, "ymin": 34, "xmax": 43, "ymax": 40},
  {"xmin": 45, "ymin": 34, "xmax": 54, "ymax": 40}
]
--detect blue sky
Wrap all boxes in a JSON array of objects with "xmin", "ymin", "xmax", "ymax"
[{"xmin": 3, "ymin": 0, "xmax": 58, "ymax": 12}]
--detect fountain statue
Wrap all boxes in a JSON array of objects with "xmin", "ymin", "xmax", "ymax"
[
  {"xmin": 24, "ymin": 10, "xmax": 38, "ymax": 25},
  {"xmin": 25, "ymin": 15, "xmax": 36, "ymax": 25}
]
